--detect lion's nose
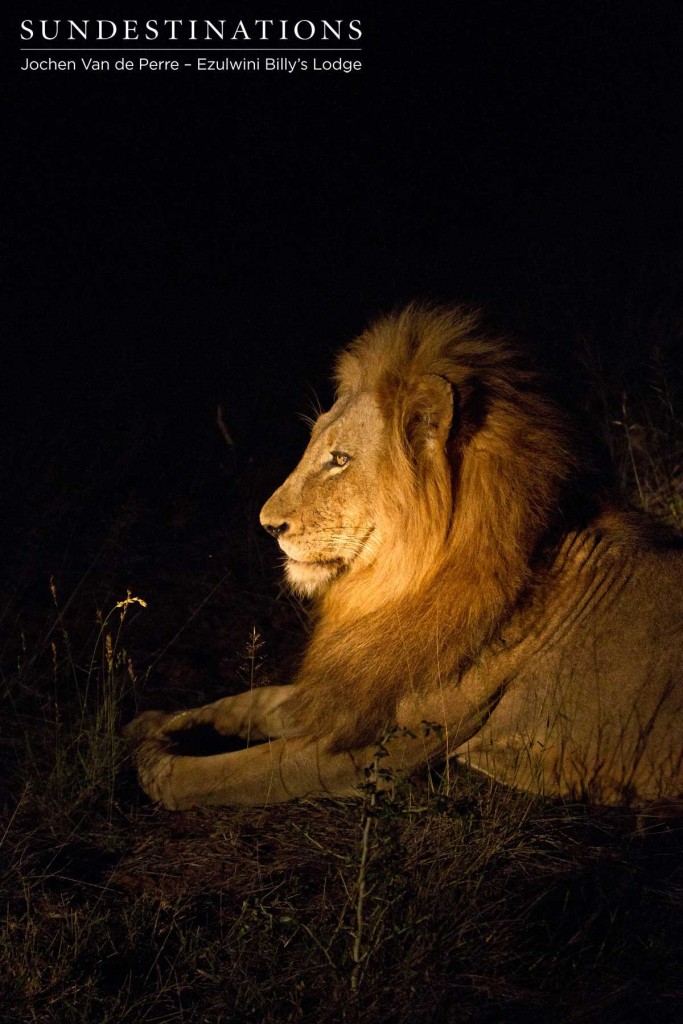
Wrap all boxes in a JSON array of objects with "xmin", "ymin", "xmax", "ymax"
[{"xmin": 262, "ymin": 520, "xmax": 289, "ymax": 539}]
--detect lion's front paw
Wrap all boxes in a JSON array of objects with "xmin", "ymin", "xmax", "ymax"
[
  {"xmin": 133, "ymin": 737, "xmax": 189, "ymax": 810},
  {"xmin": 123, "ymin": 708, "xmax": 196, "ymax": 746},
  {"xmin": 123, "ymin": 709, "xmax": 172, "ymax": 745}
]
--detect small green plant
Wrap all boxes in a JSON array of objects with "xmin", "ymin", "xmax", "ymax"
[{"xmin": 349, "ymin": 728, "xmax": 435, "ymax": 993}]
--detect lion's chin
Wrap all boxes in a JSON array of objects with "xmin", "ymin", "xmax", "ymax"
[{"xmin": 284, "ymin": 557, "xmax": 347, "ymax": 597}]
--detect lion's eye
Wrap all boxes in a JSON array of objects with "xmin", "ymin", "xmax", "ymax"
[{"xmin": 330, "ymin": 451, "xmax": 351, "ymax": 468}]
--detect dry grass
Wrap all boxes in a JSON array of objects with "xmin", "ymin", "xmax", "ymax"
[{"xmin": 3, "ymin": 718, "xmax": 681, "ymax": 1024}]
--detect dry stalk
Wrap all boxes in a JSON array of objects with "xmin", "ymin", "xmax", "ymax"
[{"xmin": 351, "ymin": 754, "xmax": 378, "ymax": 992}]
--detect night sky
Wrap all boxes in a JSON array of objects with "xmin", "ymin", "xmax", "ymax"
[{"xmin": 5, "ymin": 1, "xmax": 683, "ymax": 468}]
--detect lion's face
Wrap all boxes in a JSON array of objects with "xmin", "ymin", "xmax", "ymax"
[{"xmin": 260, "ymin": 391, "xmax": 385, "ymax": 596}]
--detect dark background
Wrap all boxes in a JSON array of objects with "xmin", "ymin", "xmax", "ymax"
[{"xmin": 3, "ymin": 0, "xmax": 683, "ymax": 606}]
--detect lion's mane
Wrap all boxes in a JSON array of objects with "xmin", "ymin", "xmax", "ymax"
[{"xmin": 284, "ymin": 305, "xmax": 587, "ymax": 751}]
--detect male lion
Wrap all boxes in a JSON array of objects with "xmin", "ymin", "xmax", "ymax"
[{"xmin": 127, "ymin": 305, "xmax": 683, "ymax": 809}]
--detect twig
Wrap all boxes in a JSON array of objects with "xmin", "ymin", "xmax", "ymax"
[
  {"xmin": 351, "ymin": 760, "xmax": 377, "ymax": 992},
  {"xmin": 216, "ymin": 404, "xmax": 234, "ymax": 448}
]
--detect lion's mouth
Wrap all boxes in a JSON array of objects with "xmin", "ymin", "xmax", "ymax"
[
  {"xmin": 282, "ymin": 526, "xmax": 375, "ymax": 566},
  {"xmin": 280, "ymin": 528, "xmax": 376, "ymax": 597},
  {"xmin": 283, "ymin": 555, "xmax": 348, "ymax": 597}
]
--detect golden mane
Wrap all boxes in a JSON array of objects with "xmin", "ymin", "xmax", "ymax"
[{"xmin": 286, "ymin": 304, "xmax": 583, "ymax": 750}]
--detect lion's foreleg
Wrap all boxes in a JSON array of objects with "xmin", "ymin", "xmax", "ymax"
[
  {"xmin": 134, "ymin": 735, "xmax": 368, "ymax": 808},
  {"xmin": 133, "ymin": 721, "xmax": 449, "ymax": 809}
]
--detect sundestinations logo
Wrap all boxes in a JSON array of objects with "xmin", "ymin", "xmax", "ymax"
[{"xmin": 19, "ymin": 17, "xmax": 363, "ymax": 44}]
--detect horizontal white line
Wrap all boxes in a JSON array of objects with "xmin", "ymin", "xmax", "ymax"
[{"xmin": 21, "ymin": 48, "xmax": 363, "ymax": 52}]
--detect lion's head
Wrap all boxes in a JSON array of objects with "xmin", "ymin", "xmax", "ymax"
[
  {"xmin": 261, "ymin": 304, "xmax": 579, "ymax": 602},
  {"xmin": 260, "ymin": 390, "xmax": 386, "ymax": 597},
  {"xmin": 261, "ymin": 304, "xmax": 584, "ymax": 748}
]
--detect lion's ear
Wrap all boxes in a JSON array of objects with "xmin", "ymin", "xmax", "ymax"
[{"xmin": 404, "ymin": 374, "xmax": 454, "ymax": 456}]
